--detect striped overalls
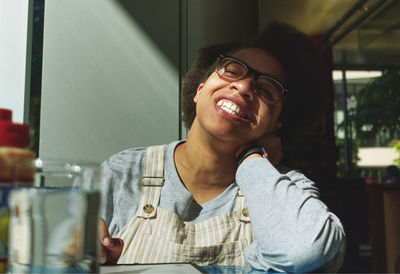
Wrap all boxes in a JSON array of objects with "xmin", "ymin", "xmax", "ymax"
[{"xmin": 116, "ymin": 145, "xmax": 253, "ymax": 266}]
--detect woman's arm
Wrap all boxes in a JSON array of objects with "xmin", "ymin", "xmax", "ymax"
[
  {"xmin": 235, "ymin": 158, "xmax": 346, "ymax": 272},
  {"xmin": 99, "ymin": 148, "xmax": 146, "ymax": 236}
]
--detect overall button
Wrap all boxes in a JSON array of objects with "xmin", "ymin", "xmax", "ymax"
[
  {"xmin": 143, "ymin": 204, "xmax": 154, "ymax": 214},
  {"xmin": 242, "ymin": 208, "xmax": 249, "ymax": 217}
]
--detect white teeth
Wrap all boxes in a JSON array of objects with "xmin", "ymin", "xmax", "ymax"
[
  {"xmin": 217, "ymin": 100, "xmax": 242, "ymax": 117},
  {"xmin": 222, "ymin": 105, "xmax": 234, "ymax": 114}
]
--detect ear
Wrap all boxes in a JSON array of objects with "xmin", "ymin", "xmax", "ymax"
[{"xmin": 193, "ymin": 83, "xmax": 204, "ymax": 103}]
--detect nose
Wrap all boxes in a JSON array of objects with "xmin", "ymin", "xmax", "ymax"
[{"xmin": 230, "ymin": 77, "xmax": 255, "ymax": 101}]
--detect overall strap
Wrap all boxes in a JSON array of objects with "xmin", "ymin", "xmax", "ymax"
[
  {"xmin": 237, "ymin": 189, "xmax": 251, "ymax": 223},
  {"xmin": 136, "ymin": 145, "xmax": 165, "ymax": 219}
]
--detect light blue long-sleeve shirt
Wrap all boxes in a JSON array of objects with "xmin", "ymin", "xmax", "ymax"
[{"xmin": 100, "ymin": 141, "xmax": 345, "ymax": 272}]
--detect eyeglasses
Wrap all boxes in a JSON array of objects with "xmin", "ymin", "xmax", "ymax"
[{"xmin": 216, "ymin": 55, "xmax": 288, "ymax": 104}]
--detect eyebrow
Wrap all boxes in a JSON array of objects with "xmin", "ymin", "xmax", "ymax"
[{"xmin": 228, "ymin": 55, "xmax": 286, "ymax": 85}]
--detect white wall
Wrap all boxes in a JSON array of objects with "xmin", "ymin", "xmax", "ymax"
[
  {"xmin": 0, "ymin": 0, "xmax": 32, "ymax": 123},
  {"xmin": 40, "ymin": 0, "xmax": 180, "ymax": 162}
]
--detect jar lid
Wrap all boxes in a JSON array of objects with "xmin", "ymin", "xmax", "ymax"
[{"xmin": 0, "ymin": 108, "xmax": 30, "ymax": 148}]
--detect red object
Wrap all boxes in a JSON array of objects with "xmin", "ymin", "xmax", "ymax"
[
  {"xmin": 365, "ymin": 177, "xmax": 375, "ymax": 185},
  {"xmin": 0, "ymin": 108, "xmax": 30, "ymax": 148}
]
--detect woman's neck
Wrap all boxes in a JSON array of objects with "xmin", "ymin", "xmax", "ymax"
[{"xmin": 174, "ymin": 127, "xmax": 238, "ymax": 204}]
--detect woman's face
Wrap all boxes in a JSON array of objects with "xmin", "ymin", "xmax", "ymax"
[{"xmin": 193, "ymin": 47, "xmax": 286, "ymax": 146}]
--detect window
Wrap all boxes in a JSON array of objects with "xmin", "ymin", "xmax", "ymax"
[{"xmin": 333, "ymin": 70, "xmax": 400, "ymax": 183}]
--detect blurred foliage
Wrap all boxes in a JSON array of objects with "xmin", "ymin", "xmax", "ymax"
[
  {"xmin": 336, "ymin": 138, "xmax": 361, "ymax": 178},
  {"xmin": 349, "ymin": 71, "xmax": 400, "ymax": 140},
  {"xmin": 389, "ymin": 139, "xmax": 400, "ymax": 168},
  {"xmin": 335, "ymin": 71, "xmax": 400, "ymax": 178}
]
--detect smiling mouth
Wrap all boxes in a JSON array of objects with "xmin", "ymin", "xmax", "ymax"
[{"xmin": 216, "ymin": 99, "xmax": 246, "ymax": 119}]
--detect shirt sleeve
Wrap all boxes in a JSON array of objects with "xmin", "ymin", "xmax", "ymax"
[
  {"xmin": 99, "ymin": 148, "xmax": 146, "ymax": 236},
  {"xmin": 99, "ymin": 160, "xmax": 116, "ymax": 228},
  {"xmin": 235, "ymin": 157, "xmax": 346, "ymax": 273}
]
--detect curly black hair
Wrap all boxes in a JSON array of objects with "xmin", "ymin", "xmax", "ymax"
[{"xmin": 181, "ymin": 21, "xmax": 326, "ymax": 150}]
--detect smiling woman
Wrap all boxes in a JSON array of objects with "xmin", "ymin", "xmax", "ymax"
[
  {"xmin": 191, "ymin": 47, "xmax": 284, "ymax": 148},
  {"xmin": 99, "ymin": 21, "xmax": 345, "ymax": 272},
  {"xmin": 182, "ymin": 22, "xmax": 326, "ymax": 151}
]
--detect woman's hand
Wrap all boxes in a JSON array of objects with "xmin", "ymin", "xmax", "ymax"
[
  {"xmin": 236, "ymin": 134, "xmax": 283, "ymax": 167},
  {"xmin": 257, "ymin": 134, "xmax": 283, "ymax": 166},
  {"xmin": 98, "ymin": 218, "xmax": 124, "ymax": 264}
]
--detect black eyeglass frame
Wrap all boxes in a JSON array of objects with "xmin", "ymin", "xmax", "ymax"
[{"xmin": 216, "ymin": 55, "xmax": 289, "ymax": 104}]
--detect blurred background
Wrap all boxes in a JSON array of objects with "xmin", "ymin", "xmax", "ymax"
[{"xmin": 1, "ymin": 0, "xmax": 400, "ymax": 272}]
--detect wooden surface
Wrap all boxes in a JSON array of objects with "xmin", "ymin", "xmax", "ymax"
[{"xmin": 369, "ymin": 184, "xmax": 400, "ymax": 272}]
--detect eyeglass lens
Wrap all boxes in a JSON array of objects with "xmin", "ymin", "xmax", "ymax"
[{"xmin": 217, "ymin": 57, "xmax": 283, "ymax": 103}]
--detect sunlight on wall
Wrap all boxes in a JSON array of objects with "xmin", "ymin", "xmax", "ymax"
[
  {"xmin": 0, "ymin": 0, "xmax": 30, "ymax": 123},
  {"xmin": 40, "ymin": 0, "xmax": 179, "ymax": 162}
]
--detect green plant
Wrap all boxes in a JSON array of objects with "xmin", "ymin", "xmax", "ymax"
[
  {"xmin": 389, "ymin": 139, "xmax": 400, "ymax": 168},
  {"xmin": 350, "ymin": 71, "xmax": 400, "ymax": 141},
  {"xmin": 335, "ymin": 138, "xmax": 361, "ymax": 177}
]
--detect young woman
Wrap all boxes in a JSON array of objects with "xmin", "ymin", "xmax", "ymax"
[{"xmin": 98, "ymin": 22, "xmax": 345, "ymax": 272}]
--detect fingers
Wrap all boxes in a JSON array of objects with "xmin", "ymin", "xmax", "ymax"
[
  {"xmin": 235, "ymin": 134, "xmax": 284, "ymax": 167},
  {"xmin": 259, "ymin": 134, "xmax": 283, "ymax": 166},
  {"xmin": 98, "ymin": 217, "xmax": 110, "ymax": 244},
  {"xmin": 98, "ymin": 217, "xmax": 124, "ymax": 265},
  {"xmin": 103, "ymin": 237, "xmax": 124, "ymax": 264},
  {"xmin": 99, "ymin": 217, "xmax": 110, "ymax": 264}
]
